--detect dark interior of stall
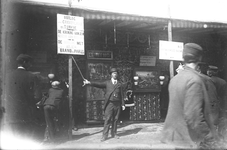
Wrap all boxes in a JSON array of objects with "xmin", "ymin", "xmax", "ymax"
[{"xmin": 5, "ymin": 2, "xmax": 227, "ymax": 129}]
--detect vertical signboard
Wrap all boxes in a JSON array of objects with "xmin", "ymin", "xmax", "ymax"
[
  {"xmin": 57, "ymin": 14, "xmax": 84, "ymax": 55},
  {"xmin": 159, "ymin": 40, "xmax": 183, "ymax": 61}
]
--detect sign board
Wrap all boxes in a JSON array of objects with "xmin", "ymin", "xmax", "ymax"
[
  {"xmin": 57, "ymin": 14, "xmax": 84, "ymax": 55},
  {"xmin": 140, "ymin": 56, "xmax": 156, "ymax": 66},
  {"xmin": 87, "ymin": 51, "xmax": 113, "ymax": 60},
  {"xmin": 159, "ymin": 40, "xmax": 183, "ymax": 61}
]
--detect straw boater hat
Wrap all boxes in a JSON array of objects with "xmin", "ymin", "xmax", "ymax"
[{"xmin": 51, "ymin": 81, "xmax": 60, "ymax": 88}]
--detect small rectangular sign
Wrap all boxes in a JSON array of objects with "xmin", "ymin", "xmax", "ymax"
[
  {"xmin": 140, "ymin": 56, "xmax": 156, "ymax": 66},
  {"xmin": 57, "ymin": 14, "xmax": 84, "ymax": 55},
  {"xmin": 159, "ymin": 40, "xmax": 183, "ymax": 61},
  {"xmin": 87, "ymin": 51, "xmax": 113, "ymax": 60}
]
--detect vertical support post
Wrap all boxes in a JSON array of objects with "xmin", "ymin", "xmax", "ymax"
[
  {"xmin": 68, "ymin": 55, "xmax": 73, "ymax": 140},
  {"xmin": 168, "ymin": 5, "xmax": 174, "ymax": 79},
  {"xmin": 68, "ymin": 1, "xmax": 73, "ymax": 139}
]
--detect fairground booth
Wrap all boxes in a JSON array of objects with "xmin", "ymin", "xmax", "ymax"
[{"xmin": 2, "ymin": 0, "xmax": 227, "ymax": 127}]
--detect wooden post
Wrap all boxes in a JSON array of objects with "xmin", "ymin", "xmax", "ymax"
[
  {"xmin": 68, "ymin": 55, "xmax": 73, "ymax": 140},
  {"xmin": 68, "ymin": 2, "xmax": 73, "ymax": 139},
  {"xmin": 168, "ymin": 5, "xmax": 174, "ymax": 79}
]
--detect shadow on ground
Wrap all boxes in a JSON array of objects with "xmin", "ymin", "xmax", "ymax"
[{"xmin": 118, "ymin": 127, "xmax": 142, "ymax": 137}]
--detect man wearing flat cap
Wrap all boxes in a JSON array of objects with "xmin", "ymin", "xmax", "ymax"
[
  {"xmin": 4, "ymin": 54, "xmax": 37, "ymax": 138},
  {"xmin": 161, "ymin": 43, "xmax": 218, "ymax": 149},
  {"xmin": 207, "ymin": 65, "xmax": 227, "ymax": 139},
  {"xmin": 83, "ymin": 67, "xmax": 125, "ymax": 141}
]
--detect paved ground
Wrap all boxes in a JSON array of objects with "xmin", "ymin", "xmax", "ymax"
[
  {"xmin": 42, "ymin": 121, "xmax": 177, "ymax": 150},
  {"xmin": 3, "ymin": 120, "xmax": 227, "ymax": 150}
]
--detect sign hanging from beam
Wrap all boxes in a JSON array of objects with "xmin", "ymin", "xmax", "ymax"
[
  {"xmin": 159, "ymin": 40, "xmax": 183, "ymax": 61},
  {"xmin": 57, "ymin": 14, "xmax": 84, "ymax": 55}
]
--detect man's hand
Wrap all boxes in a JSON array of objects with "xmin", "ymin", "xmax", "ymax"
[
  {"xmin": 122, "ymin": 106, "xmax": 125, "ymax": 111},
  {"xmin": 83, "ymin": 79, "xmax": 91, "ymax": 86}
]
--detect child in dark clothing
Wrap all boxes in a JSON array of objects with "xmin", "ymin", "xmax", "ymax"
[{"xmin": 43, "ymin": 81, "xmax": 65, "ymax": 143}]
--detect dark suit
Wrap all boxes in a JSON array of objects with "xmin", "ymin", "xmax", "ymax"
[
  {"xmin": 90, "ymin": 80, "xmax": 125, "ymax": 138},
  {"xmin": 210, "ymin": 76, "xmax": 227, "ymax": 138},
  {"xmin": 161, "ymin": 66, "xmax": 214, "ymax": 148},
  {"xmin": 5, "ymin": 68, "xmax": 36, "ymax": 136},
  {"xmin": 210, "ymin": 76, "xmax": 227, "ymax": 117},
  {"xmin": 43, "ymin": 87, "xmax": 64, "ymax": 141},
  {"xmin": 199, "ymin": 73, "xmax": 219, "ymax": 126}
]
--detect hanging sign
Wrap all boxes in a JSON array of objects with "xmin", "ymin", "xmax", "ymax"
[
  {"xmin": 159, "ymin": 40, "xmax": 183, "ymax": 61},
  {"xmin": 57, "ymin": 14, "xmax": 84, "ymax": 55}
]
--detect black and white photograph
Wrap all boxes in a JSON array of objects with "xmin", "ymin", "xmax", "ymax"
[{"xmin": 1, "ymin": 0, "xmax": 227, "ymax": 149}]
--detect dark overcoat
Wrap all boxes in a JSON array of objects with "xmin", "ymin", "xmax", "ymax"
[
  {"xmin": 161, "ymin": 66, "xmax": 213, "ymax": 148},
  {"xmin": 5, "ymin": 68, "xmax": 36, "ymax": 123},
  {"xmin": 90, "ymin": 80, "xmax": 125, "ymax": 111},
  {"xmin": 210, "ymin": 76, "xmax": 227, "ymax": 116},
  {"xmin": 44, "ymin": 87, "xmax": 64, "ymax": 109},
  {"xmin": 198, "ymin": 73, "xmax": 219, "ymax": 125}
]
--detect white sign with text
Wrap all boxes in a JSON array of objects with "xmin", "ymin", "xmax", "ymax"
[
  {"xmin": 159, "ymin": 40, "xmax": 183, "ymax": 61},
  {"xmin": 57, "ymin": 14, "xmax": 84, "ymax": 55}
]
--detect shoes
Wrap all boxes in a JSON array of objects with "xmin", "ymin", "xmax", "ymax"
[
  {"xmin": 72, "ymin": 127, "xmax": 78, "ymax": 131},
  {"xmin": 100, "ymin": 136, "xmax": 107, "ymax": 142},
  {"xmin": 111, "ymin": 135, "xmax": 120, "ymax": 139}
]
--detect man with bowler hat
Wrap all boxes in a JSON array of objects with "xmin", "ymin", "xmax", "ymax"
[
  {"xmin": 4, "ymin": 54, "xmax": 37, "ymax": 138},
  {"xmin": 161, "ymin": 43, "xmax": 217, "ymax": 149},
  {"xmin": 83, "ymin": 67, "xmax": 125, "ymax": 141}
]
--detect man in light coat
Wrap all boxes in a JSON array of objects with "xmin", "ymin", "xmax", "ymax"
[{"xmin": 161, "ymin": 43, "xmax": 217, "ymax": 149}]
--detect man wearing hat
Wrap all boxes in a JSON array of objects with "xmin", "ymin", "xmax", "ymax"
[
  {"xmin": 83, "ymin": 67, "xmax": 125, "ymax": 141},
  {"xmin": 4, "ymin": 54, "xmax": 37, "ymax": 138},
  {"xmin": 161, "ymin": 43, "xmax": 217, "ymax": 149},
  {"xmin": 207, "ymin": 65, "xmax": 227, "ymax": 139},
  {"xmin": 43, "ymin": 81, "xmax": 65, "ymax": 143}
]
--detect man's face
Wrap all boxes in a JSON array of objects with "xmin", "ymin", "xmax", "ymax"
[
  {"xmin": 24, "ymin": 60, "xmax": 32, "ymax": 70},
  {"xmin": 111, "ymin": 72, "xmax": 118, "ymax": 79}
]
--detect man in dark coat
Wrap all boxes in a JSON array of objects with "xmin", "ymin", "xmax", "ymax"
[
  {"xmin": 207, "ymin": 65, "xmax": 227, "ymax": 139},
  {"xmin": 161, "ymin": 43, "xmax": 217, "ymax": 149},
  {"xmin": 43, "ymin": 81, "xmax": 65, "ymax": 142},
  {"xmin": 84, "ymin": 68, "xmax": 125, "ymax": 141},
  {"xmin": 207, "ymin": 65, "xmax": 227, "ymax": 118},
  {"xmin": 4, "ymin": 54, "xmax": 37, "ymax": 138}
]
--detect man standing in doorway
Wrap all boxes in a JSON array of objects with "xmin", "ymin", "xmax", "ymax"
[
  {"xmin": 83, "ymin": 67, "xmax": 125, "ymax": 142},
  {"xmin": 161, "ymin": 43, "xmax": 216, "ymax": 149}
]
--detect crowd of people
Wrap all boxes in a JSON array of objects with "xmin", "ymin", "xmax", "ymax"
[{"xmin": 2, "ymin": 42, "xmax": 227, "ymax": 149}]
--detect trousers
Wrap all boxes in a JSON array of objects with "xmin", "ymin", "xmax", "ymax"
[
  {"xmin": 103, "ymin": 101, "xmax": 121, "ymax": 138},
  {"xmin": 44, "ymin": 105, "xmax": 56, "ymax": 141}
]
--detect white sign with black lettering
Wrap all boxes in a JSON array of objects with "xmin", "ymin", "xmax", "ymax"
[
  {"xmin": 159, "ymin": 40, "xmax": 183, "ymax": 61},
  {"xmin": 57, "ymin": 14, "xmax": 84, "ymax": 55}
]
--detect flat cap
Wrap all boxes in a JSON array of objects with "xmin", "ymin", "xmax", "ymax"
[
  {"xmin": 183, "ymin": 43, "xmax": 203, "ymax": 57},
  {"xmin": 51, "ymin": 81, "xmax": 60, "ymax": 88},
  {"xmin": 16, "ymin": 54, "xmax": 33, "ymax": 61}
]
